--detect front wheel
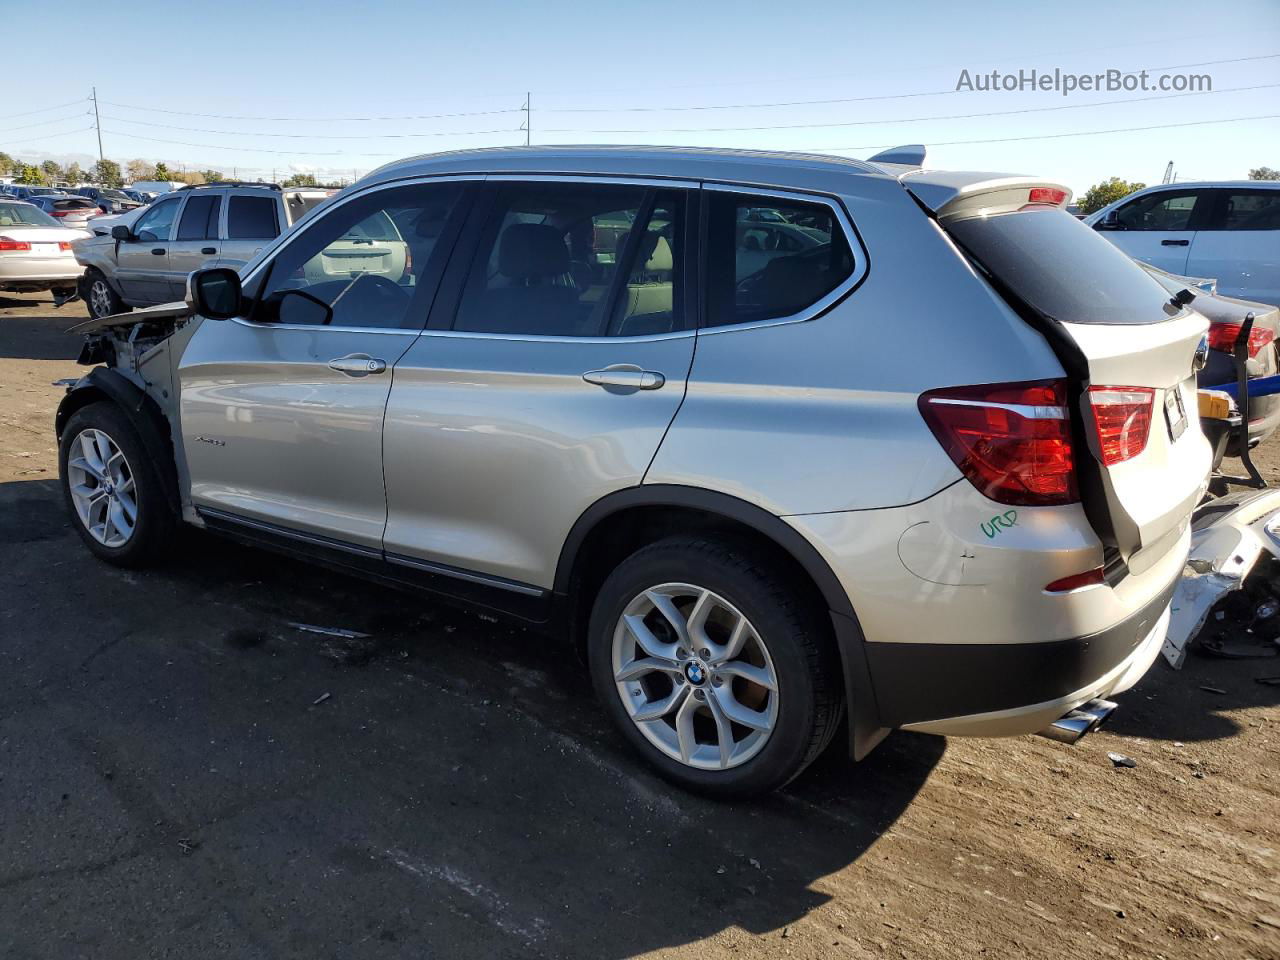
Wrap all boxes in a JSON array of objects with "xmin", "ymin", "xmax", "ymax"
[
  {"xmin": 588, "ymin": 537, "xmax": 842, "ymax": 796},
  {"xmin": 58, "ymin": 401, "xmax": 175, "ymax": 567},
  {"xmin": 83, "ymin": 270, "xmax": 129, "ymax": 320}
]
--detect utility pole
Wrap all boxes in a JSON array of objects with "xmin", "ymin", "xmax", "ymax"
[
  {"xmin": 91, "ymin": 86, "xmax": 104, "ymax": 171},
  {"xmin": 523, "ymin": 92, "xmax": 531, "ymax": 146}
]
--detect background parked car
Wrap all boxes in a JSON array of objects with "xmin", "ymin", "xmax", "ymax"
[
  {"xmin": 75, "ymin": 187, "xmax": 143, "ymax": 215},
  {"xmin": 75, "ymin": 181, "xmax": 332, "ymax": 317},
  {"xmin": 0, "ymin": 199, "xmax": 89, "ymax": 295},
  {"xmin": 9, "ymin": 185, "xmax": 62, "ymax": 202},
  {"xmin": 26, "ymin": 194, "xmax": 102, "ymax": 231},
  {"xmin": 1139, "ymin": 261, "xmax": 1280, "ymax": 451},
  {"xmin": 1086, "ymin": 181, "xmax": 1280, "ymax": 305}
]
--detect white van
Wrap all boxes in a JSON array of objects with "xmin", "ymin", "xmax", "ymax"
[{"xmin": 1085, "ymin": 181, "xmax": 1280, "ymax": 305}]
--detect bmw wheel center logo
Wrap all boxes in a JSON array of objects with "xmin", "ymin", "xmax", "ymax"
[{"xmin": 684, "ymin": 661, "xmax": 707, "ymax": 685}]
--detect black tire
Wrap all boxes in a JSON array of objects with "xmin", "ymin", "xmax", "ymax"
[
  {"xmin": 82, "ymin": 269, "xmax": 129, "ymax": 320},
  {"xmin": 58, "ymin": 401, "xmax": 176, "ymax": 567},
  {"xmin": 588, "ymin": 536, "xmax": 842, "ymax": 797}
]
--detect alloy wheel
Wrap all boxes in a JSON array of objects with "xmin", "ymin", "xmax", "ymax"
[
  {"xmin": 66, "ymin": 428, "xmax": 137, "ymax": 547},
  {"xmin": 611, "ymin": 582, "xmax": 779, "ymax": 770},
  {"xmin": 89, "ymin": 279, "xmax": 114, "ymax": 319}
]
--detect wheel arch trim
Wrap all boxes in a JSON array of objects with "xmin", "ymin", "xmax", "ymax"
[
  {"xmin": 56, "ymin": 368, "xmax": 181, "ymax": 518},
  {"xmin": 554, "ymin": 484, "xmax": 889, "ymax": 757}
]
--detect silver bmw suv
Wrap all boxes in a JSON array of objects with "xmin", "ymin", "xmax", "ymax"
[{"xmin": 56, "ymin": 146, "xmax": 1211, "ymax": 796}]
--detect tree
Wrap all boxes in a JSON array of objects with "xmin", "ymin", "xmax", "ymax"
[
  {"xmin": 153, "ymin": 161, "xmax": 171, "ymax": 181},
  {"xmin": 40, "ymin": 160, "xmax": 63, "ymax": 185},
  {"xmin": 1078, "ymin": 177, "xmax": 1147, "ymax": 215},
  {"xmin": 126, "ymin": 159, "xmax": 156, "ymax": 183},
  {"xmin": 93, "ymin": 159, "xmax": 124, "ymax": 188},
  {"xmin": 1249, "ymin": 166, "xmax": 1280, "ymax": 181},
  {"xmin": 0, "ymin": 152, "xmax": 13, "ymax": 176},
  {"xmin": 64, "ymin": 162, "xmax": 85, "ymax": 185},
  {"xmin": 198, "ymin": 169, "xmax": 224, "ymax": 184},
  {"xmin": 282, "ymin": 172, "xmax": 318, "ymax": 187},
  {"xmin": 16, "ymin": 164, "xmax": 43, "ymax": 185}
]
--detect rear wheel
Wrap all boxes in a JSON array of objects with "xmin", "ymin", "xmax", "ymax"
[
  {"xmin": 58, "ymin": 402, "xmax": 175, "ymax": 567},
  {"xmin": 588, "ymin": 537, "xmax": 841, "ymax": 796},
  {"xmin": 83, "ymin": 269, "xmax": 128, "ymax": 320}
]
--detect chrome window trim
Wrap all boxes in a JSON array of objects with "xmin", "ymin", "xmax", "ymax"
[
  {"xmin": 231, "ymin": 173, "xmax": 485, "ymax": 334},
  {"xmin": 417, "ymin": 328, "xmax": 695, "ymax": 345},
  {"xmin": 485, "ymin": 173, "xmax": 700, "ymax": 190},
  {"xmin": 697, "ymin": 181, "xmax": 868, "ymax": 336}
]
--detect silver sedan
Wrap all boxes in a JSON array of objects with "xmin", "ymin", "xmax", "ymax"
[{"xmin": 0, "ymin": 200, "xmax": 90, "ymax": 294}]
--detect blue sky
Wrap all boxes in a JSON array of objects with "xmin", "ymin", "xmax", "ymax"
[{"xmin": 2, "ymin": 0, "xmax": 1278, "ymax": 194}]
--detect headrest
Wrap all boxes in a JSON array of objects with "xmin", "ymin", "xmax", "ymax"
[
  {"xmin": 643, "ymin": 235, "xmax": 673, "ymax": 273},
  {"xmin": 413, "ymin": 205, "xmax": 451, "ymax": 239},
  {"xmin": 499, "ymin": 222, "xmax": 569, "ymax": 279}
]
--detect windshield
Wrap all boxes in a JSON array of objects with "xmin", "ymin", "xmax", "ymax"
[
  {"xmin": 946, "ymin": 206, "xmax": 1176, "ymax": 325},
  {"xmin": 0, "ymin": 202, "xmax": 60, "ymax": 227}
]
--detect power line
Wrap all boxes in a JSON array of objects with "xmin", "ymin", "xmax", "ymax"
[
  {"xmin": 100, "ymin": 100, "xmax": 522, "ymax": 123},
  {"xmin": 539, "ymin": 82, "xmax": 1279, "ymax": 134},
  {"xmin": 99, "ymin": 129, "xmax": 402, "ymax": 157},
  {"xmin": 540, "ymin": 52, "xmax": 1280, "ymax": 113},
  {"xmin": 98, "ymin": 115, "xmax": 521, "ymax": 140},
  {"xmin": 0, "ymin": 125, "xmax": 96, "ymax": 148},
  {"xmin": 0, "ymin": 98, "xmax": 89, "ymax": 121},
  {"xmin": 808, "ymin": 113, "xmax": 1280, "ymax": 152},
  {"xmin": 0, "ymin": 110, "xmax": 91, "ymax": 135}
]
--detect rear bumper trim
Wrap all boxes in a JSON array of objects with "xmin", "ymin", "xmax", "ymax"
[{"xmin": 863, "ymin": 575, "xmax": 1178, "ymax": 727}]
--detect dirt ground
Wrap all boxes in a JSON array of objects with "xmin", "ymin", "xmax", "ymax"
[{"xmin": 2, "ymin": 290, "xmax": 1278, "ymax": 960}]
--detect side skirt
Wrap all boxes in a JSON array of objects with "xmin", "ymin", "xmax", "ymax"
[{"xmin": 195, "ymin": 507, "xmax": 553, "ymax": 625}]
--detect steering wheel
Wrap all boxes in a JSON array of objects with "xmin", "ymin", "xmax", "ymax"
[{"xmin": 330, "ymin": 273, "xmax": 411, "ymax": 325}]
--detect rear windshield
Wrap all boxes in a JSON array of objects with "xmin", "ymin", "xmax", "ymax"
[
  {"xmin": 946, "ymin": 206, "xmax": 1175, "ymax": 325},
  {"xmin": 0, "ymin": 202, "xmax": 59, "ymax": 227},
  {"xmin": 54, "ymin": 198, "xmax": 95, "ymax": 210}
]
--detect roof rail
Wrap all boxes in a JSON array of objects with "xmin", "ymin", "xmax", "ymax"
[{"xmin": 178, "ymin": 181, "xmax": 282, "ymax": 191}]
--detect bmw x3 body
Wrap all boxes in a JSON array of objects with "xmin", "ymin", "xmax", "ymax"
[{"xmin": 55, "ymin": 146, "xmax": 1212, "ymax": 795}]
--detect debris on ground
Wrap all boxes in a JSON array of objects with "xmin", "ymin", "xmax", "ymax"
[
  {"xmin": 312, "ymin": 692, "xmax": 332, "ymax": 706},
  {"xmin": 287, "ymin": 622, "xmax": 372, "ymax": 639},
  {"xmin": 1163, "ymin": 490, "xmax": 1280, "ymax": 668},
  {"xmin": 1108, "ymin": 752, "xmax": 1137, "ymax": 768},
  {"xmin": 1199, "ymin": 686, "xmax": 1228, "ymax": 695}
]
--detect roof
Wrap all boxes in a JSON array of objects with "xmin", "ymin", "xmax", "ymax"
[{"xmin": 367, "ymin": 144, "xmax": 887, "ymax": 188}]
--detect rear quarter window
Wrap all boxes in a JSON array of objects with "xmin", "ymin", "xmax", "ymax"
[
  {"xmin": 946, "ymin": 206, "xmax": 1177, "ymax": 325},
  {"xmin": 227, "ymin": 195, "xmax": 280, "ymax": 240}
]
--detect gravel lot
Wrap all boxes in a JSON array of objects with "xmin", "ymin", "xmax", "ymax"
[{"xmin": 2, "ymin": 291, "xmax": 1278, "ymax": 960}]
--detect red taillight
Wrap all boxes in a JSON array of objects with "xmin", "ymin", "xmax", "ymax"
[
  {"xmin": 1045, "ymin": 567, "xmax": 1105, "ymax": 592},
  {"xmin": 0, "ymin": 237, "xmax": 31, "ymax": 251},
  {"xmin": 58, "ymin": 242, "xmax": 72, "ymax": 251},
  {"xmin": 1028, "ymin": 187, "xmax": 1068, "ymax": 206},
  {"xmin": 1207, "ymin": 321, "xmax": 1275, "ymax": 359},
  {"xmin": 1087, "ymin": 386, "xmax": 1154, "ymax": 466},
  {"xmin": 919, "ymin": 379, "xmax": 1077, "ymax": 506}
]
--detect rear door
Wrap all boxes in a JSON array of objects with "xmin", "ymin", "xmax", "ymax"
[
  {"xmin": 114, "ymin": 193, "xmax": 183, "ymax": 303},
  {"xmin": 168, "ymin": 190, "xmax": 223, "ymax": 295},
  {"xmin": 1185, "ymin": 187, "xmax": 1280, "ymax": 304},
  {"xmin": 1092, "ymin": 187, "xmax": 1211, "ymax": 276},
  {"xmin": 381, "ymin": 178, "xmax": 697, "ymax": 590},
  {"xmin": 220, "ymin": 190, "xmax": 282, "ymax": 270},
  {"xmin": 943, "ymin": 198, "xmax": 1212, "ymax": 569}
]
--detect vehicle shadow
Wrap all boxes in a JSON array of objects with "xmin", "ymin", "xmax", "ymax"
[
  {"xmin": 2, "ymin": 476, "xmax": 943, "ymax": 958},
  {"xmin": 0, "ymin": 295, "xmax": 85, "ymax": 361}
]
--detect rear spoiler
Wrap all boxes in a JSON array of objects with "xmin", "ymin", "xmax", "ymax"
[{"xmin": 901, "ymin": 172, "xmax": 1073, "ymax": 218}]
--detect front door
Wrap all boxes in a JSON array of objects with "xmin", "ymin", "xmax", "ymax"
[
  {"xmin": 115, "ymin": 193, "xmax": 183, "ymax": 304},
  {"xmin": 1186, "ymin": 187, "xmax": 1280, "ymax": 304},
  {"xmin": 177, "ymin": 179, "xmax": 471, "ymax": 549},
  {"xmin": 1093, "ymin": 187, "xmax": 1211, "ymax": 277},
  {"xmin": 382, "ymin": 179, "xmax": 697, "ymax": 589}
]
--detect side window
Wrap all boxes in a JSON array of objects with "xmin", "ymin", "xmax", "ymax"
[
  {"xmin": 175, "ymin": 194, "xmax": 221, "ymax": 241},
  {"xmin": 1211, "ymin": 189, "xmax": 1280, "ymax": 231},
  {"xmin": 705, "ymin": 192, "xmax": 854, "ymax": 328},
  {"xmin": 1113, "ymin": 191, "xmax": 1200, "ymax": 231},
  {"xmin": 133, "ymin": 197, "xmax": 182, "ymax": 242},
  {"xmin": 251, "ymin": 180, "xmax": 464, "ymax": 330},
  {"xmin": 454, "ymin": 181, "xmax": 687, "ymax": 338},
  {"xmin": 227, "ymin": 195, "xmax": 280, "ymax": 240}
]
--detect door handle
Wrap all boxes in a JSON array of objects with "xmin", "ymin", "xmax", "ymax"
[
  {"xmin": 1161, "ymin": 239, "xmax": 1190, "ymax": 246},
  {"xmin": 151, "ymin": 248, "xmax": 166, "ymax": 256},
  {"xmin": 328, "ymin": 353, "xmax": 387, "ymax": 377},
  {"xmin": 583, "ymin": 365, "xmax": 665, "ymax": 390},
  {"xmin": 201, "ymin": 247, "xmax": 217, "ymax": 255}
]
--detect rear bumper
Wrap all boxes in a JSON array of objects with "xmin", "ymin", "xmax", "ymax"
[
  {"xmin": 0, "ymin": 259, "xmax": 83, "ymax": 285},
  {"xmin": 888, "ymin": 579, "xmax": 1174, "ymax": 737}
]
